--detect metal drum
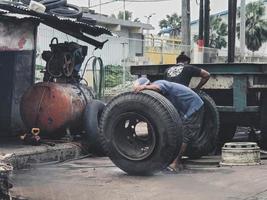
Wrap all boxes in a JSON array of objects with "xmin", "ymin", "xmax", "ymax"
[
  {"xmin": 220, "ymin": 142, "xmax": 261, "ymax": 166},
  {"xmin": 20, "ymin": 82, "xmax": 93, "ymax": 136}
]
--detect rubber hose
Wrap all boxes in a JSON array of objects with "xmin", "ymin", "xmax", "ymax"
[
  {"xmin": 48, "ymin": 4, "xmax": 82, "ymax": 18},
  {"xmin": 92, "ymin": 57, "xmax": 104, "ymax": 99},
  {"xmin": 41, "ymin": 0, "xmax": 67, "ymax": 10},
  {"xmin": 20, "ymin": 0, "xmax": 82, "ymax": 18}
]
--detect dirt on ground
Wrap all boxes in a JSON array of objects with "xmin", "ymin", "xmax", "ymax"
[{"xmin": 9, "ymin": 155, "xmax": 267, "ymax": 200}]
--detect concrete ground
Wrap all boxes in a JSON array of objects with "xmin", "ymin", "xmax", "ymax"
[
  {"xmin": 9, "ymin": 155, "xmax": 267, "ymax": 200},
  {"xmin": 0, "ymin": 137, "xmax": 87, "ymax": 171}
]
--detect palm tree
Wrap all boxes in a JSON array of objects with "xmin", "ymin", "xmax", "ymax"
[
  {"xmin": 209, "ymin": 16, "xmax": 228, "ymax": 49},
  {"xmin": 158, "ymin": 13, "xmax": 181, "ymax": 38},
  {"xmin": 237, "ymin": 0, "xmax": 267, "ymax": 52},
  {"xmin": 194, "ymin": 15, "xmax": 227, "ymax": 49}
]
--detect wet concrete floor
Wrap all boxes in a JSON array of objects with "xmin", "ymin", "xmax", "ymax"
[{"xmin": 9, "ymin": 155, "xmax": 267, "ymax": 200}]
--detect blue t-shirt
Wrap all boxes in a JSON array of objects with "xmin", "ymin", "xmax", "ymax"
[{"xmin": 153, "ymin": 80, "xmax": 204, "ymax": 119}]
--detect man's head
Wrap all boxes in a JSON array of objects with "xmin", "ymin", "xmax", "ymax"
[
  {"xmin": 176, "ymin": 51, "xmax": 191, "ymax": 64},
  {"xmin": 133, "ymin": 77, "xmax": 150, "ymax": 90}
]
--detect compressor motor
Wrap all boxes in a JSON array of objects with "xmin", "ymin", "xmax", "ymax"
[{"xmin": 42, "ymin": 37, "xmax": 88, "ymax": 83}]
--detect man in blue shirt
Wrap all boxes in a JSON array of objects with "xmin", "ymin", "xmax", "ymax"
[{"xmin": 133, "ymin": 77, "xmax": 204, "ymax": 172}]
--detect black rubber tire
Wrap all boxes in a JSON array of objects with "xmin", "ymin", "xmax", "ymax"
[
  {"xmin": 99, "ymin": 91, "xmax": 183, "ymax": 175},
  {"xmin": 84, "ymin": 100, "xmax": 106, "ymax": 155},
  {"xmin": 260, "ymin": 91, "xmax": 267, "ymax": 149},
  {"xmin": 186, "ymin": 91, "xmax": 220, "ymax": 159},
  {"xmin": 218, "ymin": 123, "xmax": 236, "ymax": 144}
]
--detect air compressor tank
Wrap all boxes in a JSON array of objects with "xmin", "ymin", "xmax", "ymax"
[{"xmin": 20, "ymin": 82, "xmax": 93, "ymax": 136}]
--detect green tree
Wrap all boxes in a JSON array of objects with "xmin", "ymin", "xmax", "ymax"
[
  {"xmin": 237, "ymin": 0, "xmax": 267, "ymax": 52},
  {"xmin": 158, "ymin": 13, "xmax": 181, "ymax": 38},
  {"xmin": 194, "ymin": 15, "xmax": 227, "ymax": 49}
]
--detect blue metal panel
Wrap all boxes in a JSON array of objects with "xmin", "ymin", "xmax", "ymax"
[{"xmin": 233, "ymin": 76, "xmax": 247, "ymax": 112}]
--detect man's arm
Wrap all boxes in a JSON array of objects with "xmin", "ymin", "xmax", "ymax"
[
  {"xmin": 195, "ymin": 69, "xmax": 210, "ymax": 90},
  {"xmin": 134, "ymin": 83, "xmax": 161, "ymax": 93}
]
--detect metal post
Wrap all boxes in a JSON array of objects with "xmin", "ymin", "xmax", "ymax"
[
  {"xmin": 204, "ymin": 0, "xmax": 210, "ymax": 47},
  {"xmin": 240, "ymin": 0, "xmax": 246, "ymax": 62},
  {"xmin": 99, "ymin": 0, "xmax": 101, "ymax": 15},
  {"xmin": 181, "ymin": 0, "xmax": 191, "ymax": 54},
  {"xmin": 145, "ymin": 13, "xmax": 155, "ymax": 35},
  {"xmin": 203, "ymin": 0, "xmax": 210, "ymax": 63},
  {"xmin": 228, "ymin": 0, "xmax": 237, "ymax": 63},
  {"xmin": 123, "ymin": 0, "xmax": 125, "ymax": 20},
  {"xmin": 198, "ymin": 0, "xmax": 204, "ymax": 47},
  {"xmin": 121, "ymin": 42, "xmax": 127, "ymax": 85}
]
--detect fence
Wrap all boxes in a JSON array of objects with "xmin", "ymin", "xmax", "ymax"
[{"xmin": 35, "ymin": 25, "xmax": 267, "ymax": 97}]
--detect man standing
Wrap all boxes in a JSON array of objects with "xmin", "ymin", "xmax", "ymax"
[
  {"xmin": 165, "ymin": 52, "xmax": 210, "ymax": 90},
  {"xmin": 133, "ymin": 77, "xmax": 204, "ymax": 172}
]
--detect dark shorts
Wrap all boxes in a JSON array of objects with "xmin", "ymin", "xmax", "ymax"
[{"xmin": 182, "ymin": 106, "xmax": 204, "ymax": 144}]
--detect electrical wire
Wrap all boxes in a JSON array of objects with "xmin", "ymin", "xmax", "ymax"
[
  {"xmin": 89, "ymin": 0, "xmax": 117, "ymax": 8},
  {"xmin": 90, "ymin": 0, "xmax": 170, "ymax": 7}
]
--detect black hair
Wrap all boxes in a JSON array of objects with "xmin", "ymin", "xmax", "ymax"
[{"xmin": 176, "ymin": 52, "xmax": 191, "ymax": 64}]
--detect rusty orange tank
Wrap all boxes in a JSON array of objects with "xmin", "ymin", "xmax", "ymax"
[{"xmin": 20, "ymin": 82, "xmax": 93, "ymax": 136}]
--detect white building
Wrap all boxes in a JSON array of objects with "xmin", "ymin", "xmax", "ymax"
[{"xmin": 36, "ymin": 10, "xmax": 154, "ymax": 68}]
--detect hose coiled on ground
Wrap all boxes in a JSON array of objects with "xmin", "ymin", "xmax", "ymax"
[{"xmin": 20, "ymin": 0, "xmax": 82, "ymax": 18}]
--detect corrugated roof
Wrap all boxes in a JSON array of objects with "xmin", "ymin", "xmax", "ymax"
[{"xmin": 0, "ymin": 2, "xmax": 112, "ymax": 49}]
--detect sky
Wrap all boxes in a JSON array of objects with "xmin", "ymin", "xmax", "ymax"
[{"xmin": 69, "ymin": 0, "xmax": 256, "ymax": 34}]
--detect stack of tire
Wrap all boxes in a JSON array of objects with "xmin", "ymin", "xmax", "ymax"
[{"xmin": 84, "ymin": 90, "xmax": 219, "ymax": 175}]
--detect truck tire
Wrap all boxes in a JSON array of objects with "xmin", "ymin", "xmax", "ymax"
[
  {"xmin": 218, "ymin": 123, "xmax": 236, "ymax": 145},
  {"xmin": 260, "ymin": 91, "xmax": 267, "ymax": 149},
  {"xmin": 186, "ymin": 91, "xmax": 219, "ymax": 158},
  {"xmin": 84, "ymin": 100, "xmax": 106, "ymax": 155},
  {"xmin": 99, "ymin": 91, "xmax": 183, "ymax": 175}
]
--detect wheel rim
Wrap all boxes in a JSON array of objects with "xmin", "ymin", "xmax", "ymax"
[{"xmin": 112, "ymin": 112, "xmax": 156, "ymax": 161}]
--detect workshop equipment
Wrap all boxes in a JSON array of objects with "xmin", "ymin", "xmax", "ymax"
[
  {"xmin": 220, "ymin": 142, "xmax": 261, "ymax": 166},
  {"xmin": 0, "ymin": 4, "xmax": 111, "ymax": 137},
  {"xmin": 20, "ymin": 82, "xmax": 93, "ymax": 136}
]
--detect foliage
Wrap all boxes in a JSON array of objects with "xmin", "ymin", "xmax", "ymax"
[
  {"xmin": 237, "ymin": 0, "xmax": 267, "ymax": 52},
  {"xmin": 104, "ymin": 65, "xmax": 134, "ymax": 88},
  {"xmin": 158, "ymin": 13, "xmax": 181, "ymax": 38},
  {"xmin": 194, "ymin": 15, "xmax": 227, "ymax": 49}
]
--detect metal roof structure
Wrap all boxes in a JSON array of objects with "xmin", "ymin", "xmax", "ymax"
[{"xmin": 0, "ymin": 2, "xmax": 113, "ymax": 49}]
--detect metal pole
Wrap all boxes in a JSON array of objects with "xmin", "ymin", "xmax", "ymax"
[
  {"xmin": 123, "ymin": 0, "xmax": 125, "ymax": 20},
  {"xmin": 204, "ymin": 0, "xmax": 210, "ymax": 47},
  {"xmin": 145, "ymin": 13, "xmax": 155, "ymax": 35},
  {"xmin": 181, "ymin": 0, "xmax": 191, "ymax": 52},
  {"xmin": 121, "ymin": 42, "xmax": 127, "ymax": 85},
  {"xmin": 99, "ymin": 0, "xmax": 101, "ymax": 15},
  {"xmin": 198, "ymin": 0, "xmax": 204, "ymax": 47},
  {"xmin": 228, "ymin": 0, "xmax": 237, "ymax": 63},
  {"xmin": 240, "ymin": 0, "xmax": 246, "ymax": 62}
]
